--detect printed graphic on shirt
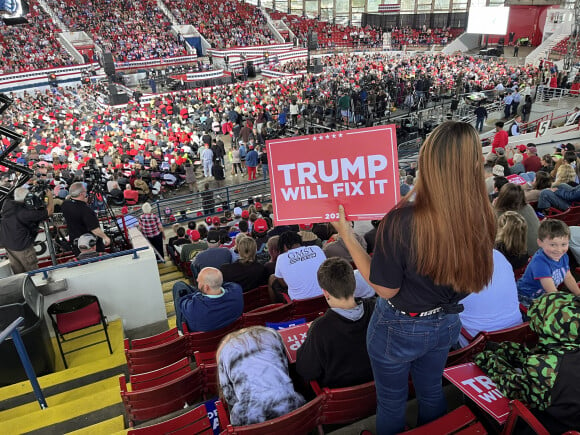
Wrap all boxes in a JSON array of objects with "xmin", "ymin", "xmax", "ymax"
[{"xmin": 288, "ymin": 247, "xmax": 318, "ymax": 264}]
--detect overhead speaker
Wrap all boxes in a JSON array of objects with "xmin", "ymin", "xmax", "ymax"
[{"xmin": 103, "ymin": 52, "xmax": 116, "ymax": 76}]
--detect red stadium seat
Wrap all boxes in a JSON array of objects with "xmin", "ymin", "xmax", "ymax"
[
  {"xmin": 125, "ymin": 335, "xmax": 189, "ymax": 375},
  {"xmin": 215, "ymin": 395, "xmax": 325, "ymax": 434},
  {"xmin": 310, "ymin": 380, "xmax": 377, "ymax": 425},
  {"xmin": 186, "ymin": 318, "xmax": 243, "ymax": 354},
  {"xmin": 446, "ymin": 335, "xmax": 487, "ymax": 367},
  {"xmin": 290, "ymin": 295, "xmax": 328, "ymax": 322},
  {"xmin": 124, "ymin": 327, "xmax": 180, "ymax": 350},
  {"xmin": 501, "ymin": 400, "xmax": 550, "ymax": 435},
  {"xmin": 119, "ymin": 357, "xmax": 192, "ymax": 392},
  {"xmin": 482, "ymin": 322, "xmax": 538, "ymax": 347},
  {"xmin": 126, "ymin": 404, "xmax": 212, "ymax": 434},
  {"xmin": 120, "ymin": 366, "xmax": 206, "ymax": 426},
  {"xmin": 242, "ymin": 303, "xmax": 294, "ymax": 327},
  {"xmin": 243, "ymin": 285, "xmax": 271, "ymax": 313},
  {"xmin": 402, "ymin": 405, "xmax": 483, "ymax": 434}
]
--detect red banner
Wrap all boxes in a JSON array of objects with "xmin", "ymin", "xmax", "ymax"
[
  {"xmin": 444, "ymin": 363, "xmax": 510, "ymax": 424},
  {"xmin": 266, "ymin": 125, "xmax": 399, "ymax": 226},
  {"xmin": 506, "ymin": 174, "xmax": 528, "ymax": 185}
]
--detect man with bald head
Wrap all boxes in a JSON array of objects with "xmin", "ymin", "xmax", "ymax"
[{"xmin": 173, "ymin": 267, "xmax": 243, "ymax": 332}]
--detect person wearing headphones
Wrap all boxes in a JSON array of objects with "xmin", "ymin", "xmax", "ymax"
[{"xmin": 75, "ymin": 233, "xmax": 102, "ymax": 260}]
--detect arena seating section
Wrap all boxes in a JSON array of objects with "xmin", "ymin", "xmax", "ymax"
[
  {"xmin": 552, "ymin": 36, "xmax": 580, "ymax": 58},
  {"xmin": 269, "ymin": 10, "xmax": 383, "ymax": 48},
  {"xmin": 166, "ymin": 0, "xmax": 276, "ymax": 49},
  {"xmin": 45, "ymin": 0, "xmax": 186, "ymax": 61},
  {"xmin": 0, "ymin": 0, "xmax": 77, "ymax": 74}
]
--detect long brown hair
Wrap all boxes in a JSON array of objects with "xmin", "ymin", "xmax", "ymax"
[
  {"xmin": 494, "ymin": 183, "xmax": 526, "ymax": 213},
  {"xmin": 389, "ymin": 121, "xmax": 495, "ymax": 293}
]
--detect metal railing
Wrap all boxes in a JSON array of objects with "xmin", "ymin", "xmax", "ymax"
[
  {"xmin": 534, "ymin": 85, "xmax": 576, "ymax": 108},
  {"xmin": 0, "ymin": 317, "xmax": 47, "ymax": 409},
  {"xmin": 29, "ymin": 247, "xmax": 149, "ymax": 279},
  {"xmin": 124, "ymin": 180, "xmax": 273, "ymax": 226}
]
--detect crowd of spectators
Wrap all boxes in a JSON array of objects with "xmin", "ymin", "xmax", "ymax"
[
  {"xmin": 46, "ymin": 0, "xmax": 186, "ymax": 61},
  {"xmin": 390, "ymin": 26, "xmax": 463, "ymax": 47},
  {"xmin": 168, "ymin": 0, "xmax": 276, "ymax": 49},
  {"xmin": 269, "ymin": 10, "xmax": 383, "ymax": 49},
  {"xmin": 0, "ymin": 0, "xmax": 77, "ymax": 74},
  {"xmin": 0, "ymin": 52, "xmax": 540, "ymax": 197}
]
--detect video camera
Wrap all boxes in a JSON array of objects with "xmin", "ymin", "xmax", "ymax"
[
  {"xmin": 24, "ymin": 180, "xmax": 49, "ymax": 210},
  {"xmin": 83, "ymin": 158, "xmax": 105, "ymax": 192}
]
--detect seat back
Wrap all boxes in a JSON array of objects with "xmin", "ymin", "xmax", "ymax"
[
  {"xmin": 124, "ymin": 327, "xmax": 180, "ymax": 351},
  {"xmin": 483, "ymin": 322, "xmax": 538, "ymax": 347},
  {"xmin": 291, "ymin": 296, "xmax": 328, "ymax": 322},
  {"xmin": 125, "ymin": 335, "xmax": 189, "ymax": 375},
  {"xmin": 187, "ymin": 318, "xmax": 243, "ymax": 354},
  {"xmin": 122, "ymin": 357, "xmax": 192, "ymax": 392},
  {"xmin": 121, "ymin": 367, "xmax": 205, "ymax": 426},
  {"xmin": 216, "ymin": 395, "xmax": 324, "ymax": 435},
  {"xmin": 242, "ymin": 303, "xmax": 295, "ymax": 328},
  {"xmin": 501, "ymin": 400, "xmax": 550, "ymax": 435},
  {"xmin": 127, "ymin": 404, "xmax": 212, "ymax": 435},
  {"xmin": 561, "ymin": 205, "xmax": 580, "ymax": 226},
  {"xmin": 243, "ymin": 285, "xmax": 271, "ymax": 313},
  {"xmin": 402, "ymin": 405, "xmax": 478, "ymax": 434},
  {"xmin": 446, "ymin": 335, "xmax": 487, "ymax": 367},
  {"xmin": 313, "ymin": 380, "xmax": 377, "ymax": 425},
  {"xmin": 48, "ymin": 294, "xmax": 103, "ymax": 334}
]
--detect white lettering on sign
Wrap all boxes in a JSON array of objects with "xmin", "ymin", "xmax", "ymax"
[
  {"xmin": 286, "ymin": 332, "xmax": 308, "ymax": 350},
  {"xmin": 460, "ymin": 375, "xmax": 505, "ymax": 403},
  {"xmin": 277, "ymin": 155, "xmax": 389, "ymax": 186}
]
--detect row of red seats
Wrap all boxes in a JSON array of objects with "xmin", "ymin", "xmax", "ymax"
[
  {"xmin": 124, "ymin": 287, "xmax": 328, "ymax": 374},
  {"xmin": 121, "ymin": 320, "xmax": 558, "ymax": 433}
]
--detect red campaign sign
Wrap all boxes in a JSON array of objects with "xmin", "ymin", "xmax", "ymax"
[
  {"xmin": 266, "ymin": 125, "xmax": 399, "ymax": 225},
  {"xmin": 277, "ymin": 323, "xmax": 311, "ymax": 364},
  {"xmin": 506, "ymin": 174, "xmax": 528, "ymax": 185},
  {"xmin": 443, "ymin": 363, "xmax": 510, "ymax": 424}
]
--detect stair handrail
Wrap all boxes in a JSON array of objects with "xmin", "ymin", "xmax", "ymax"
[{"xmin": 0, "ymin": 317, "xmax": 48, "ymax": 410}]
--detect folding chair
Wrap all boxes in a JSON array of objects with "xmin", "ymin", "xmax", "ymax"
[
  {"xmin": 47, "ymin": 294, "xmax": 113, "ymax": 369},
  {"xmin": 124, "ymin": 327, "xmax": 180, "ymax": 351}
]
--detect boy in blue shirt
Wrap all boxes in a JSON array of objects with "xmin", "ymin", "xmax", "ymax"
[{"xmin": 517, "ymin": 219, "xmax": 580, "ymax": 306}]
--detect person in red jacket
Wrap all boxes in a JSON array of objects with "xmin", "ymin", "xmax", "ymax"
[{"xmin": 491, "ymin": 121, "xmax": 508, "ymax": 154}]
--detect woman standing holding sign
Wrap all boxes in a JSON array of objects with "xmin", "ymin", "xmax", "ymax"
[{"xmin": 332, "ymin": 121, "xmax": 495, "ymax": 434}]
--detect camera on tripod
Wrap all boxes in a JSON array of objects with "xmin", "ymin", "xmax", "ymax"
[
  {"xmin": 83, "ymin": 158, "xmax": 105, "ymax": 192},
  {"xmin": 24, "ymin": 181, "xmax": 49, "ymax": 210}
]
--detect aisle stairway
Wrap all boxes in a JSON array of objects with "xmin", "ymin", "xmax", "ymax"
[{"xmin": 0, "ymin": 261, "xmax": 187, "ymax": 434}]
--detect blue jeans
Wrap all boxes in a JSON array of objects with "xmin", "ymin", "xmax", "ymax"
[
  {"xmin": 172, "ymin": 281, "xmax": 194, "ymax": 332},
  {"xmin": 367, "ymin": 298, "xmax": 461, "ymax": 434},
  {"xmin": 262, "ymin": 163, "xmax": 269, "ymax": 180},
  {"xmin": 555, "ymin": 183, "xmax": 580, "ymax": 202},
  {"xmin": 537, "ymin": 189, "xmax": 571, "ymax": 211},
  {"xmin": 475, "ymin": 117, "xmax": 485, "ymax": 132}
]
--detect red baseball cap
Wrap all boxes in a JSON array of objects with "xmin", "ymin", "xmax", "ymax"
[
  {"xmin": 190, "ymin": 230, "xmax": 201, "ymax": 241},
  {"xmin": 255, "ymin": 201, "xmax": 262, "ymax": 209},
  {"xmin": 205, "ymin": 216, "xmax": 212, "ymax": 225},
  {"xmin": 253, "ymin": 218, "xmax": 268, "ymax": 233},
  {"xmin": 242, "ymin": 210, "xmax": 250, "ymax": 219},
  {"xmin": 213, "ymin": 216, "xmax": 221, "ymax": 225},
  {"xmin": 299, "ymin": 223, "xmax": 313, "ymax": 230}
]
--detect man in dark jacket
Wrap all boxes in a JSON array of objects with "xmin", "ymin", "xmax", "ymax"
[{"xmin": 0, "ymin": 187, "xmax": 54, "ymax": 273}]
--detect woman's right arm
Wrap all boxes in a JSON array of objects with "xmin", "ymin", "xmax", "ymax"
[{"xmin": 332, "ymin": 205, "xmax": 399, "ymax": 299}]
